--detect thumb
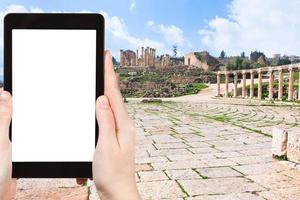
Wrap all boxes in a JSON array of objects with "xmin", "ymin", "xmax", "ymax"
[
  {"xmin": 0, "ymin": 91, "xmax": 12, "ymax": 144},
  {"xmin": 95, "ymin": 95, "xmax": 117, "ymax": 148}
]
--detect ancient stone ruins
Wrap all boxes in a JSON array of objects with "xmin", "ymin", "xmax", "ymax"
[
  {"xmin": 217, "ymin": 63, "xmax": 300, "ymax": 101},
  {"xmin": 120, "ymin": 47, "xmax": 170, "ymax": 68}
]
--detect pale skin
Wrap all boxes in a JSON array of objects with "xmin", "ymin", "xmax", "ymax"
[{"xmin": 0, "ymin": 50, "xmax": 141, "ymax": 200}]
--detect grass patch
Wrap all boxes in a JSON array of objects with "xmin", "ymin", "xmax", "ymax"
[{"xmin": 273, "ymin": 155, "xmax": 288, "ymax": 161}]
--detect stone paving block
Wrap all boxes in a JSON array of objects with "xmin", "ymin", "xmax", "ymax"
[
  {"xmin": 147, "ymin": 135, "xmax": 182, "ymax": 143},
  {"xmin": 214, "ymin": 151, "xmax": 243, "ymax": 159},
  {"xmin": 232, "ymin": 163, "xmax": 273, "ymax": 175},
  {"xmin": 135, "ymin": 156, "xmax": 169, "ymax": 164},
  {"xmin": 185, "ymin": 141, "xmax": 212, "ymax": 148},
  {"xmin": 229, "ymin": 155, "xmax": 272, "ymax": 165},
  {"xmin": 88, "ymin": 184, "xmax": 100, "ymax": 200},
  {"xmin": 137, "ymin": 180, "xmax": 187, "ymax": 199},
  {"xmin": 204, "ymin": 158, "xmax": 237, "ymax": 167},
  {"xmin": 138, "ymin": 170, "xmax": 169, "ymax": 182},
  {"xmin": 178, "ymin": 177, "xmax": 265, "ymax": 196},
  {"xmin": 152, "ymin": 160, "xmax": 207, "ymax": 170},
  {"xmin": 186, "ymin": 193, "xmax": 265, "ymax": 200},
  {"xmin": 165, "ymin": 169, "xmax": 201, "ymax": 180},
  {"xmin": 247, "ymin": 173, "xmax": 297, "ymax": 189},
  {"xmin": 258, "ymin": 186, "xmax": 300, "ymax": 200},
  {"xmin": 14, "ymin": 186, "xmax": 88, "ymax": 200},
  {"xmin": 16, "ymin": 179, "xmax": 78, "ymax": 190},
  {"xmin": 149, "ymin": 148, "xmax": 193, "ymax": 157},
  {"xmin": 135, "ymin": 163, "xmax": 153, "ymax": 172},
  {"xmin": 154, "ymin": 142, "xmax": 189, "ymax": 149},
  {"xmin": 188, "ymin": 147, "xmax": 220, "ymax": 154},
  {"xmin": 196, "ymin": 167, "xmax": 243, "ymax": 178}
]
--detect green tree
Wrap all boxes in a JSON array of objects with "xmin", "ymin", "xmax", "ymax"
[
  {"xmin": 226, "ymin": 63, "xmax": 233, "ymax": 71},
  {"xmin": 242, "ymin": 60, "xmax": 251, "ymax": 69},
  {"xmin": 112, "ymin": 56, "xmax": 118, "ymax": 65},
  {"xmin": 233, "ymin": 57, "xmax": 243, "ymax": 70},
  {"xmin": 220, "ymin": 50, "xmax": 226, "ymax": 58},
  {"xmin": 172, "ymin": 45, "xmax": 178, "ymax": 57},
  {"xmin": 250, "ymin": 50, "xmax": 266, "ymax": 63},
  {"xmin": 278, "ymin": 57, "xmax": 291, "ymax": 65},
  {"xmin": 241, "ymin": 52, "xmax": 245, "ymax": 58}
]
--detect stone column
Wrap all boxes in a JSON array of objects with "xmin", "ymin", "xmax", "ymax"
[
  {"xmin": 233, "ymin": 72, "xmax": 238, "ymax": 97},
  {"xmin": 120, "ymin": 50, "xmax": 124, "ymax": 66},
  {"xmin": 298, "ymin": 69, "xmax": 300, "ymax": 101},
  {"xmin": 242, "ymin": 71, "xmax": 246, "ymax": 98},
  {"xmin": 141, "ymin": 47, "xmax": 144, "ymax": 66},
  {"xmin": 217, "ymin": 72, "xmax": 221, "ymax": 97},
  {"xmin": 153, "ymin": 49, "xmax": 156, "ymax": 67},
  {"xmin": 225, "ymin": 72, "xmax": 229, "ymax": 98},
  {"xmin": 288, "ymin": 67, "xmax": 294, "ymax": 101},
  {"xmin": 257, "ymin": 70, "xmax": 262, "ymax": 100},
  {"xmin": 150, "ymin": 48, "xmax": 153, "ymax": 66},
  {"xmin": 268, "ymin": 69, "xmax": 274, "ymax": 100},
  {"xmin": 145, "ymin": 47, "xmax": 147, "ymax": 66},
  {"xmin": 250, "ymin": 70, "xmax": 254, "ymax": 98},
  {"xmin": 278, "ymin": 68, "xmax": 283, "ymax": 100}
]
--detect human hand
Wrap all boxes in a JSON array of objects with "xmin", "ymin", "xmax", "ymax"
[
  {"xmin": 91, "ymin": 51, "xmax": 140, "ymax": 200},
  {"xmin": 0, "ymin": 89, "xmax": 16, "ymax": 200}
]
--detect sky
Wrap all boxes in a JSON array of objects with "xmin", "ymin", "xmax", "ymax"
[{"xmin": 1, "ymin": 0, "xmax": 300, "ymax": 81}]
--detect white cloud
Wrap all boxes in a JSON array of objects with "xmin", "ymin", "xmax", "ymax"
[
  {"xmin": 129, "ymin": 1, "xmax": 136, "ymax": 13},
  {"xmin": 147, "ymin": 20, "xmax": 190, "ymax": 47},
  {"xmin": 0, "ymin": 5, "xmax": 44, "ymax": 48},
  {"xmin": 198, "ymin": 0, "xmax": 300, "ymax": 57},
  {"xmin": 100, "ymin": 11, "xmax": 165, "ymax": 55},
  {"xmin": 0, "ymin": 4, "xmax": 168, "ymax": 61}
]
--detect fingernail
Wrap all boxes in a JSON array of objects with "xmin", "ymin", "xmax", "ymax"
[{"xmin": 99, "ymin": 95, "xmax": 109, "ymax": 109}]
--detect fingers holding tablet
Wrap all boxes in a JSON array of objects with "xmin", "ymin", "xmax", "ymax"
[
  {"xmin": 96, "ymin": 95, "xmax": 117, "ymax": 147},
  {"xmin": 104, "ymin": 51, "xmax": 132, "ymax": 130},
  {"xmin": 0, "ymin": 90, "xmax": 16, "ymax": 200},
  {"xmin": 0, "ymin": 91, "xmax": 12, "ymax": 144}
]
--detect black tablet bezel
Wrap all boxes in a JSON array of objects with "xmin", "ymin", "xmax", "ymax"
[{"xmin": 4, "ymin": 13, "xmax": 104, "ymax": 178}]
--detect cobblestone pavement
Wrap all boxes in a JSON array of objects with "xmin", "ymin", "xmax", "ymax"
[{"xmin": 14, "ymin": 98, "xmax": 300, "ymax": 200}]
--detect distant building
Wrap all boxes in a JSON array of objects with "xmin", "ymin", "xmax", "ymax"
[
  {"xmin": 120, "ymin": 49, "xmax": 137, "ymax": 67},
  {"xmin": 184, "ymin": 51, "xmax": 220, "ymax": 71},
  {"xmin": 273, "ymin": 54, "xmax": 281, "ymax": 59}
]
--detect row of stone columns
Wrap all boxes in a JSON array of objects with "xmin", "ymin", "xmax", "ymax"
[
  {"xmin": 120, "ymin": 47, "xmax": 156, "ymax": 67},
  {"xmin": 141, "ymin": 47, "xmax": 156, "ymax": 67},
  {"xmin": 217, "ymin": 65, "xmax": 300, "ymax": 101}
]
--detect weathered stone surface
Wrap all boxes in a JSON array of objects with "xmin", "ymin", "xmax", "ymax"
[
  {"xmin": 138, "ymin": 170, "xmax": 169, "ymax": 182},
  {"xmin": 178, "ymin": 177, "xmax": 264, "ymax": 196},
  {"xmin": 165, "ymin": 169, "xmax": 201, "ymax": 180},
  {"xmin": 196, "ymin": 167, "xmax": 243, "ymax": 178},
  {"xmin": 272, "ymin": 127, "xmax": 288, "ymax": 157},
  {"xmin": 287, "ymin": 131, "xmax": 300, "ymax": 163},
  {"xmin": 14, "ymin": 98, "xmax": 300, "ymax": 199},
  {"xmin": 14, "ymin": 186, "xmax": 88, "ymax": 200},
  {"xmin": 186, "ymin": 193, "xmax": 265, "ymax": 200},
  {"xmin": 88, "ymin": 185, "xmax": 100, "ymax": 200},
  {"xmin": 137, "ymin": 180, "xmax": 186, "ymax": 199}
]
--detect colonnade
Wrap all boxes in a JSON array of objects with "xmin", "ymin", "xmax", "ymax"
[{"xmin": 217, "ymin": 64, "xmax": 300, "ymax": 101}]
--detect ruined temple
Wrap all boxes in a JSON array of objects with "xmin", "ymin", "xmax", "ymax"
[
  {"xmin": 184, "ymin": 51, "xmax": 220, "ymax": 71},
  {"xmin": 120, "ymin": 50, "xmax": 137, "ymax": 67},
  {"xmin": 120, "ymin": 47, "xmax": 156, "ymax": 67}
]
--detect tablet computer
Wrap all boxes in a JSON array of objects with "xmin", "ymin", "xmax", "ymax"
[{"xmin": 4, "ymin": 13, "xmax": 104, "ymax": 178}]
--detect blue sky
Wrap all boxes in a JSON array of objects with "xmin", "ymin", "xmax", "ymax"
[{"xmin": 1, "ymin": 0, "xmax": 300, "ymax": 82}]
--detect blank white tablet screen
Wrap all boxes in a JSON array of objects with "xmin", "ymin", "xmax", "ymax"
[{"xmin": 12, "ymin": 29, "xmax": 96, "ymax": 162}]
